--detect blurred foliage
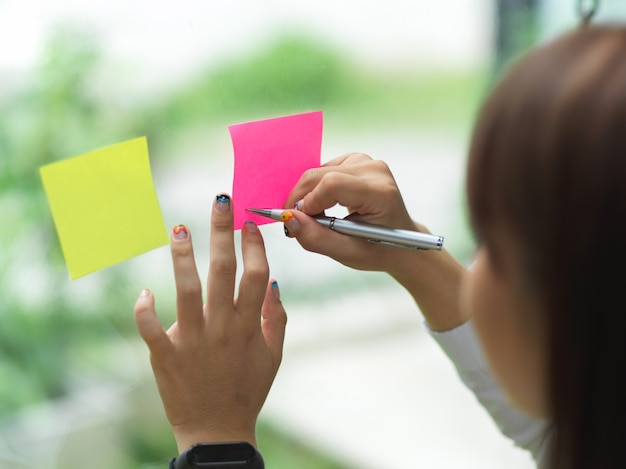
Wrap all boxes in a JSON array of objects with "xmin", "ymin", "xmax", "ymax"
[
  {"xmin": 257, "ymin": 420, "xmax": 351, "ymax": 469},
  {"xmin": 0, "ymin": 24, "xmax": 483, "ymax": 466},
  {"xmin": 162, "ymin": 36, "xmax": 357, "ymax": 124},
  {"xmin": 0, "ymin": 26, "xmax": 148, "ymax": 417},
  {"xmin": 139, "ymin": 34, "xmax": 486, "ymax": 154}
]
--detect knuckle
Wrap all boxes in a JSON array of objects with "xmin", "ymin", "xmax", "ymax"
[
  {"xmin": 346, "ymin": 152, "xmax": 373, "ymax": 162},
  {"xmin": 212, "ymin": 215, "xmax": 233, "ymax": 232},
  {"xmin": 210, "ymin": 257, "xmax": 237, "ymax": 278},
  {"xmin": 319, "ymin": 171, "xmax": 343, "ymax": 191},
  {"xmin": 246, "ymin": 262, "xmax": 269, "ymax": 283},
  {"xmin": 275, "ymin": 308, "xmax": 288, "ymax": 327},
  {"xmin": 370, "ymin": 159, "xmax": 391, "ymax": 173},
  {"xmin": 177, "ymin": 279, "xmax": 202, "ymax": 298},
  {"xmin": 299, "ymin": 167, "xmax": 322, "ymax": 188}
]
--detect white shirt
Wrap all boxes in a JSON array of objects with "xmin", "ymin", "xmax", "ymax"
[{"xmin": 428, "ymin": 321, "xmax": 551, "ymax": 468}]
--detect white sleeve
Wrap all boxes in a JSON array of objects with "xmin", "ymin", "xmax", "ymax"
[{"xmin": 427, "ymin": 320, "xmax": 551, "ymax": 467}]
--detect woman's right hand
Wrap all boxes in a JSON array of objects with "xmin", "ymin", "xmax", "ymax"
[
  {"xmin": 282, "ymin": 152, "xmax": 428, "ymax": 273},
  {"xmin": 282, "ymin": 152, "xmax": 468, "ymax": 331}
]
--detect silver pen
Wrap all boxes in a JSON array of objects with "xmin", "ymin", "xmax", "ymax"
[{"xmin": 247, "ymin": 208, "xmax": 443, "ymax": 251}]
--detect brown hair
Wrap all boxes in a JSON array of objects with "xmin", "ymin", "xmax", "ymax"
[{"xmin": 467, "ymin": 25, "xmax": 626, "ymax": 468}]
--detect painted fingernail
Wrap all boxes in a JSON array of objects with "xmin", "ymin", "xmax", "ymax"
[
  {"xmin": 281, "ymin": 211, "xmax": 300, "ymax": 234},
  {"xmin": 271, "ymin": 280, "xmax": 280, "ymax": 300},
  {"xmin": 139, "ymin": 288, "xmax": 151, "ymax": 297},
  {"xmin": 284, "ymin": 225, "xmax": 290, "ymax": 237},
  {"xmin": 244, "ymin": 220, "xmax": 259, "ymax": 233},
  {"xmin": 172, "ymin": 224, "xmax": 189, "ymax": 240},
  {"xmin": 293, "ymin": 199, "xmax": 303, "ymax": 210},
  {"xmin": 216, "ymin": 194, "xmax": 231, "ymax": 213}
]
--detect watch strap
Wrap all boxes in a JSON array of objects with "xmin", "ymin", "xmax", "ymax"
[{"xmin": 170, "ymin": 441, "xmax": 264, "ymax": 468}]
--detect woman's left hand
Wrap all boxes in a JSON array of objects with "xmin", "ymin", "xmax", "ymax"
[{"xmin": 133, "ymin": 194, "xmax": 287, "ymax": 453}]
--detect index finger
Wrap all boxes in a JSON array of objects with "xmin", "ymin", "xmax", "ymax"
[{"xmin": 283, "ymin": 153, "xmax": 373, "ymax": 211}]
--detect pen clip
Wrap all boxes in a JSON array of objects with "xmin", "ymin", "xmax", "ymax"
[{"xmin": 367, "ymin": 239, "xmax": 428, "ymax": 250}]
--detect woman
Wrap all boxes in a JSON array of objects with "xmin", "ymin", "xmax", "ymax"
[{"xmin": 135, "ymin": 24, "xmax": 626, "ymax": 468}]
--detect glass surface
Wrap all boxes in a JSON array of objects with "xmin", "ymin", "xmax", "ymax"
[{"xmin": 3, "ymin": 1, "xmax": 625, "ymax": 468}]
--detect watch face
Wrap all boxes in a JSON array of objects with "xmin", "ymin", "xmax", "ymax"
[{"xmin": 190, "ymin": 442, "xmax": 256, "ymax": 464}]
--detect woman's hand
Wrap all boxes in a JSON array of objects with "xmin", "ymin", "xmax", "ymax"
[
  {"xmin": 282, "ymin": 152, "xmax": 426, "ymax": 273},
  {"xmin": 133, "ymin": 194, "xmax": 287, "ymax": 453},
  {"xmin": 283, "ymin": 153, "xmax": 468, "ymax": 331}
]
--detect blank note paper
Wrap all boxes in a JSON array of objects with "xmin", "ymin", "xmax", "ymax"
[
  {"xmin": 40, "ymin": 137, "xmax": 169, "ymax": 279},
  {"xmin": 229, "ymin": 111, "xmax": 323, "ymax": 229}
]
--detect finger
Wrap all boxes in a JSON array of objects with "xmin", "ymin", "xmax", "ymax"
[
  {"xmin": 322, "ymin": 152, "xmax": 371, "ymax": 168},
  {"xmin": 236, "ymin": 220, "xmax": 270, "ymax": 325},
  {"xmin": 134, "ymin": 289, "xmax": 173, "ymax": 361},
  {"xmin": 261, "ymin": 280, "xmax": 287, "ymax": 365},
  {"xmin": 300, "ymin": 171, "xmax": 389, "ymax": 217},
  {"xmin": 207, "ymin": 193, "xmax": 237, "ymax": 316},
  {"xmin": 283, "ymin": 153, "xmax": 372, "ymax": 210},
  {"xmin": 170, "ymin": 225, "xmax": 204, "ymax": 330},
  {"xmin": 281, "ymin": 210, "xmax": 368, "ymax": 264}
]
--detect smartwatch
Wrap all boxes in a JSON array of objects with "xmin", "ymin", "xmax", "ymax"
[{"xmin": 169, "ymin": 441, "xmax": 265, "ymax": 469}]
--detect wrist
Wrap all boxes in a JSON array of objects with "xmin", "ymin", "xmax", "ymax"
[{"xmin": 389, "ymin": 246, "xmax": 469, "ymax": 332}]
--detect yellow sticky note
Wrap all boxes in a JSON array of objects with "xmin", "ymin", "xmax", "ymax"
[{"xmin": 40, "ymin": 137, "xmax": 169, "ymax": 279}]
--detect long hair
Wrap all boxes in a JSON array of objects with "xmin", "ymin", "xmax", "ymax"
[{"xmin": 466, "ymin": 25, "xmax": 626, "ymax": 468}]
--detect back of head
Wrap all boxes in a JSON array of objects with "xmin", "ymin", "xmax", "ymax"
[{"xmin": 466, "ymin": 25, "xmax": 626, "ymax": 469}]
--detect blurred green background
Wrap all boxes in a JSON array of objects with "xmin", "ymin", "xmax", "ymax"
[
  {"xmin": 0, "ymin": 25, "xmax": 481, "ymax": 468},
  {"xmin": 3, "ymin": 1, "xmax": 621, "ymax": 468}
]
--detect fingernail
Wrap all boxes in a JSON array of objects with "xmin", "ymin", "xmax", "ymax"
[
  {"xmin": 284, "ymin": 225, "xmax": 290, "ymax": 237},
  {"xmin": 281, "ymin": 211, "xmax": 300, "ymax": 234},
  {"xmin": 172, "ymin": 224, "xmax": 189, "ymax": 240},
  {"xmin": 293, "ymin": 199, "xmax": 303, "ymax": 210},
  {"xmin": 244, "ymin": 220, "xmax": 259, "ymax": 233},
  {"xmin": 139, "ymin": 288, "xmax": 150, "ymax": 297},
  {"xmin": 215, "ymin": 194, "xmax": 231, "ymax": 214},
  {"xmin": 271, "ymin": 280, "xmax": 280, "ymax": 300}
]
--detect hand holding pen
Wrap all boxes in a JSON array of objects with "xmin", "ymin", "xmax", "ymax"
[
  {"xmin": 248, "ymin": 208, "xmax": 443, "ymax": 251},
  {"xmin": 273, "ymin": 152, "xmax": 446, "ymax": 273}
]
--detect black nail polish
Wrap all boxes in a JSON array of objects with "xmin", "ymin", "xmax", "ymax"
[{"xmin": 284, "ymin": 225, "xmax": 290, "ymax": 237}]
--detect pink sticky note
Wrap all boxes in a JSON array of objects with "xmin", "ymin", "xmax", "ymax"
[{"xmin": 229, "ymin": 111, "xmax": 323, "ymax": 229}]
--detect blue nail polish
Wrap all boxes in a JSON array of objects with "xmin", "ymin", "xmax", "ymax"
[
  {"xmin": 271, "ymin": 280, "xmax": 280, "ymax": 299},
  {"xmin": 216, "ymin": 194, "xmax": 230, "ymax": 213}
]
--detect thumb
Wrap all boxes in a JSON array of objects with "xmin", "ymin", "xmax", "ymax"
[
  {"xmin": 134, "ymin": 289, "xmax": 173, "ymax": 360},
  {"xmin": 282, "ymin": 210, "xmax": 364, "ymax": 263}
]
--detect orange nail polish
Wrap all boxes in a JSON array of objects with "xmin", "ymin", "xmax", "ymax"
[
  {"xmin": 281, "ymin": 211, "xmax": 294, "ymax": 223},
  {"xmin": 172, "ymin": 224, "xmax": 189, "ymax": 240}
]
